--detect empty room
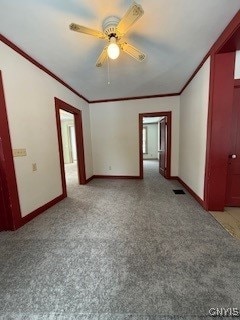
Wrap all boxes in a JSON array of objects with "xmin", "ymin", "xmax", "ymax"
[{"xmin": 1, "ymin": 1, "xmax": 240, "ymax": 319}]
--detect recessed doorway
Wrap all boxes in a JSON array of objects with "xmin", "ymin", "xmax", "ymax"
[
  {"xmin": 55, "ymin": 98, "xmax": 86, "ymax": 197},
  {"xmin": 59, "ymin": 110, "xmax": 78, "ymax": 189},
  {"xmin": 139, "ymin": 112, "xmax": 172, "ymax": 179}
]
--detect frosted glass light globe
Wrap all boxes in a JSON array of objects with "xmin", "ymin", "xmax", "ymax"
[{"xmin": 107, "ymin": 37, "xmax": 120, "ymax": 60}]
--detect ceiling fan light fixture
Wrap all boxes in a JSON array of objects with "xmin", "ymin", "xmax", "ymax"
[
  {"xmin": 70, "ymin": 2, "xmax": 146, "ymax": 67},
  {"xmin": 107, "ymin": 37, "xmax": 120, "ymax": 60}
]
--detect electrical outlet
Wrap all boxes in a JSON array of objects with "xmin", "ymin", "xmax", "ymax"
[
  {"xmin": 13, "ymin": 148, "xmax": 27, "ymax": 157},
  {"xmin": 32, "ymin": 163, "xmax": 37, "ymax": 171},
  {"xmin": 109, "ymin": 166, "xmax": 112, "ymax": 170}
]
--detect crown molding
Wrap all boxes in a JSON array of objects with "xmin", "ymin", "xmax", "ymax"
[
  {"xmin": 0, "ymin": 34, "xmax": 89, "ymax": 103},
  {"xmin": 89, "ymin": 92, "xmax": 179, "ymax": 104},
  {"xmin": 1, "ymin": 9, "xmax": 240, "ymax": 104}
]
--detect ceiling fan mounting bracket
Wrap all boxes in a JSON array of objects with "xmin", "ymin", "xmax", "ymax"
[
  {"xmin": 108, "ymin": 33, "xmax": 118, "ymax": 41},
  {"xmin": 102, "ymin": 16, "xmax": 120, "ymax": 37}
]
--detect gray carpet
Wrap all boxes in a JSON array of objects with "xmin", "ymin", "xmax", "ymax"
[{"xmin": 0, "ymin": 160, "xmax": 239, "ymax": 320}]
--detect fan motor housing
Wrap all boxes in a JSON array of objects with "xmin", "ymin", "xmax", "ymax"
[{"xmin": 102, "ymin": 16, "xmax": 120, "ymax": 38}]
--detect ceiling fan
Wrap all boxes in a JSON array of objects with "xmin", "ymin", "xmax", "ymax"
[{"xmin": 69, "ymin": 2, "xmax": 146, "ymax": 67}]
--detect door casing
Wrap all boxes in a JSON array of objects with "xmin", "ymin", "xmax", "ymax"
[
  {"xmin": 139, "ymin": 112, "xmax": 172, "ymax": 179},
  {"xmin": 55, "ymin": 98, "xmax": 86, "ymax": 197},
  {"xmin": 0, "ymin": 71, "xmax": 21, "ymax": 230}
]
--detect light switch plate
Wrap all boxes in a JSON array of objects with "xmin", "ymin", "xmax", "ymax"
[{"xmin": 13, "ymin": 149, "xmax": 27, "ymax": 157}]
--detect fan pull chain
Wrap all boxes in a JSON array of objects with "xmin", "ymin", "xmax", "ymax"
[{"xmin": 107, "ymin": 57, "xmax": 111, "ymax": 85}]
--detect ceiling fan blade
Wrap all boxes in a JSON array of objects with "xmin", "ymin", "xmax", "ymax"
[
  {"xmin": 69, "ymin": 23, "xmax": 106, "ymax": 39},
  {"xmin": 117, "ymin": 2, "xmax": 144, "ymax": 36},
  {"xmin": 96, "ymin": 46, "xmax": 108, "ymax": 67},
  {"xmin": 120, "ymin": 42, "xmax": 146, "ymax": 62}
]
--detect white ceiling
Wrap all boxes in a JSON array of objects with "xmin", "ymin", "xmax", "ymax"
[{"xmin": 0, "ymin": 0, "xmax": 240, "ymax": 101}]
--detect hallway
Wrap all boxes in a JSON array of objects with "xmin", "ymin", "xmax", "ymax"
[{"xmin": 0, "ymin": 161, "xmax": 239, "ymax": 319}]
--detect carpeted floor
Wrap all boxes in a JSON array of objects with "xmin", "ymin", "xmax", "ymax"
[{"xmin": 0, "ymin": 160, "xmax": 240, "ymax": 320}]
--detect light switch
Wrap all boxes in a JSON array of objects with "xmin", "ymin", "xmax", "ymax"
[
  {"xmin": 13, "ymin": 149, "xmax": 27, "ymax": 157},
  {"xmin": 32, "ymin": 163, "xmax": 37, "ymax": 171}
]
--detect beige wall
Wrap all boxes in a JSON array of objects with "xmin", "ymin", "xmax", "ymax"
[
  {"xmin": 60, "ymin": 119, "xmax": 74, "ymax": 164},
  {"xmin": 143, "ymin": 123, "xmax": 158, "ymax": 160},
  {"xmin": 179, "ymin": 58, "xmax": 210, "ymax": 200},
  {"xmin": 90, "ymin": 97, "xmax": 180, "ymax": 176},
  {"xmin": 0, "ymin": 42, "xmax": 93, "ymax": 217}
]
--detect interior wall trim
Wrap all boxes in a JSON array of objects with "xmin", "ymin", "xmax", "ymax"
[
  {"xmin": 93, "ymin": 175, "xmax": 141, "ymax": 179},
  {"xmin": 20, "ymin": 194, "xmax": 65, "ymax": 226},
  {"xmin": 85, "ymin": 176, "xmax": 94, "ymax": 183},
  {"xmin": 177, "ymin": 177, "xmax": 206, "ymax": 209},
  {"xmin": 89, "ymin": 93, "xmax": 179, "ymax": 104},
  {"xmin": 0, "ymin": 70, "xmax": 22, "ymax": 230},
  {"xmin": 169, "ymin": 176, "xmax": 178, "ymax": 180}
]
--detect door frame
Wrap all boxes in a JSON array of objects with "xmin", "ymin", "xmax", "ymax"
[
  {"xmin": 0, "ymin": 138, "xmax": 11, "ymax": 231},
  {"xmin": 202, "ymin": 12, "xmax": 240, "ymax": 211},
  {"xmin": 0, "ymin": 71, "xmax": 22, "ymax": 230},
  {"xmin": 139, "ymin": 112, "xmax": 172, "ymax": 179},
  {"xmin": 55, "ymin": 98, "xmax": 86, "ymax": 196}
]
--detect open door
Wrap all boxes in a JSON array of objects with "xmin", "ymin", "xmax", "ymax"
[
  {"xmin": 159, "ymin": 117, "xmax": 167, "ymax": 177},
  {"xmin": 225, "ymin": 85, "xmax": 240, "ymax": 206}
]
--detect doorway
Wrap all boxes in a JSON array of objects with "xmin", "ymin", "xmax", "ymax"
[
  {"xmin": 139, "ymin": 112, "xmax": 172, "ymax": 179},
  {"xmin": 59, "ymin": 110, "xmax": 78, "ymax": 188},
  {"xmin": 55, "ymin": 98, "xmax": 86, "ymax": 197}
]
